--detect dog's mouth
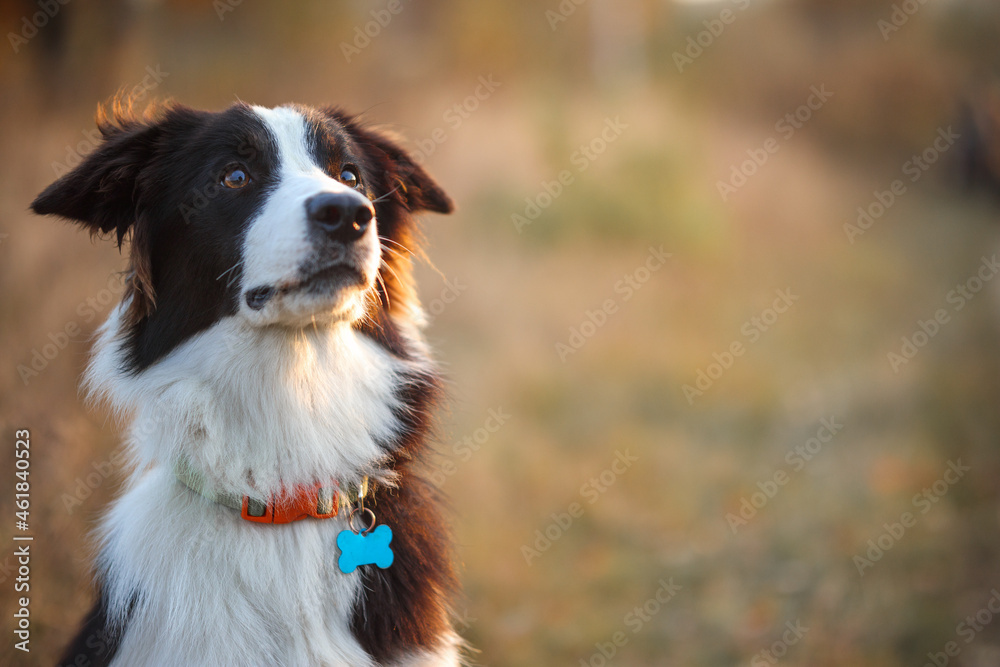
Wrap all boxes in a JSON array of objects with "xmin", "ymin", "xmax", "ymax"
[{"xmin": 245, "ymin": 263, "xmax": 367, "ymax": 311}]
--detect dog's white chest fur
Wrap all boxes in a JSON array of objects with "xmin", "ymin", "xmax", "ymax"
[
  {"xmin": 90, "ymin": 312, "xmax": 433, "ymax": 666},
  {"xmin": 90, "ymin": 312, "xmax": 406, "ymax": 491},
  {"xmin": 103, "ymin": 469, "xmax": 370, "ymax": 667}
]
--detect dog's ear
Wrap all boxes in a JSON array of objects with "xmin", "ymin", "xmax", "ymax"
[
  {"xmin": 32, "ymin": 102, "xmax": 174, "ymax": 319},
  {"xmin": 31, "ymin": 106, "xmax": 163, "ymax": 246},
  {"xmin": 331, "ymin": 111, "xmax": 454, "ymax": 215},
  {"xmin": 372, "ymin": 134, "xmax": 455, "ymax": 215}
]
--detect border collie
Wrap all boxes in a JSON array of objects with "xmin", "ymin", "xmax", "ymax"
[{"xmin": 32, "ymin": 100, "xmax": 461, "ymax": 666}]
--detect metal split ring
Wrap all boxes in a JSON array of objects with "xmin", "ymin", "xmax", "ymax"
[{"xmin": 348, "ymin": 506, "xmax": 376, "ymax": 535}]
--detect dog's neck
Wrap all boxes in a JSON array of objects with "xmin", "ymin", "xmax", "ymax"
[{"xmin": 87, "ymin": 304, "xmax": 411, "ymax": 497}]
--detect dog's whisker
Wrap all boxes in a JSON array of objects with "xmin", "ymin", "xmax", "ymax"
[
  {"xmin": 379, "ymin": 257, "xmax": 405, "ymax": 289},
  {"xmin": 380, "ymin": 236, "xmax": 449, "ymax": 281},
  {"xmin": 379, "ymin": 243, "xmax": 410, "ymax": 263},
  {"xmin": 216, "ymin": 261, "xmax": 242, "ymax": 282},
  {"xmin": 382, "ymin": 236, "xmax": 447, "ymax": 281},
  {"xmin": 371, "ymin": 185, "xmax": 402, "ymax": 204},
  {"xmin": 376, "ymin": 261, "xmax": 399, "ymax": 310},
  {"xmin": 378, "ymin": 236, "xmax": 416, "ymax": 256},
  {"xmin": 375, "ymin": 270, "xmax": 391, "ymax": 311}
]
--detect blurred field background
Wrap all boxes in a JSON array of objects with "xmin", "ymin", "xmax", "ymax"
[{"xmin": 2, "ymin": 0, "xmax": 1000, "ymax": 665}]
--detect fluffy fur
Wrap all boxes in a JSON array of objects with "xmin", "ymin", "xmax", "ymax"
[{"xmin": 32, "ymin": 99, "xmax": 460, "ymax": 666}]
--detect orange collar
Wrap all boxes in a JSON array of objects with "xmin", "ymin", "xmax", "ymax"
[
  {"xmin": 173, "ymin": 457, "xmax": 341, "ymax": 524},
  {"xmin": 240, "ymin": 482, "xmax": 340, "ymax": 524}
]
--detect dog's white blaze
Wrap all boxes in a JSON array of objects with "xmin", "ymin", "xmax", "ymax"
[
  {"xmin": 74, "ymin": 104, "xmax": 454, "ymax": 666},
  {"xmin": 241, "ymin": 105, "xmax": 380, "ymax": 327},
  {"xmin": 253, "ymin": 105, "xmax": 322, "ymax": 173}
]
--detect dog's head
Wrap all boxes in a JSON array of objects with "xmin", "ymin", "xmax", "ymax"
[{"xmin": 31, "ymin": 100, "xmax": 452, "ymax": 370}]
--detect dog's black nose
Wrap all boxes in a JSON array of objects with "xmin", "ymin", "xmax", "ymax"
[{"xmin": 305, "ymin": 192, "xmax": 374, "ymax": 243}]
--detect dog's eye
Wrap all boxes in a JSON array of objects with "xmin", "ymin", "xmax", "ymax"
[
  {"xmin": 222, "ymin": 167, "xmax": 250, "ymax": 189},
  {"xmin": 340, "ymin": 166, "xmax": 361, "ymax": 189}
]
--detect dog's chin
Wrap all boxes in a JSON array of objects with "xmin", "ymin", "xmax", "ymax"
[{"xmin": 241, "ymin": 265, "xmax": 374, "ymax": 328}]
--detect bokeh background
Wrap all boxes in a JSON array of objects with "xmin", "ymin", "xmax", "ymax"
[{"xmin": 2, "ymin": 0, "xmax": 1000, "ymax": 665}]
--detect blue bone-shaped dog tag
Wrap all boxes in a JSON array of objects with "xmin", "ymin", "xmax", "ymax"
[{"xmin": 337, "ymin": 524, "xmax": 394, "ymax": 573}]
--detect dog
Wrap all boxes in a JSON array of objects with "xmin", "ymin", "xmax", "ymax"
[{"xmin": 32, "ymin": 99, "xmax": 461, "ymax": 666}]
